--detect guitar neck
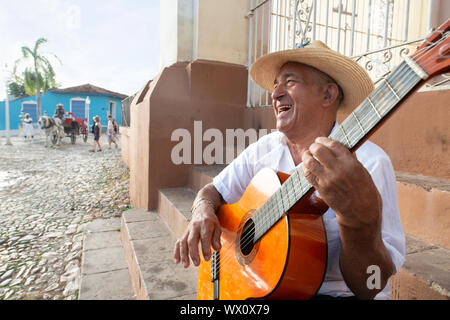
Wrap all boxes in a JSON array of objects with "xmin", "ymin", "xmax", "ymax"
[
  {"xmin": 253, "ymin": 58, "xmax": 427, "ymax": 242},
  {"xmin": 331, "ymin": 58, "xmax": 426, "ymax": 151}
]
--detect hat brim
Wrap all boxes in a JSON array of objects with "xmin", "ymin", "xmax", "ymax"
[{"xmin": 249, "ymin": 47, "xmax": 374, "ymax": 111}]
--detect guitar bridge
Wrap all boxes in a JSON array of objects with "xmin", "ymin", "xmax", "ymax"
[{"xmin": 211, "ymin": 251, "xmax": 220, "ymax": 300}]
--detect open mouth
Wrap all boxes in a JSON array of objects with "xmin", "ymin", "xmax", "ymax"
[{"xmin": 277, "ymin": 105, "xmax": 292, "ymax": 115}]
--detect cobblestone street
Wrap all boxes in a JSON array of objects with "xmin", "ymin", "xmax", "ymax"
[{"xmin": 0, "ymin": 134, "xmax": 130, "ymax": 300}]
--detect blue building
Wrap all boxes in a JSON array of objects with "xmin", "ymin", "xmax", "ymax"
[{"xmin": 0, "ymin": 83, "xmax": 127, "ymax": 134}]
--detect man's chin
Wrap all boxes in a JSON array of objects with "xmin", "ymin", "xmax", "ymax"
[{"xmin": 276, "ymin": 120, "xmax": 289, "ymax": 133}]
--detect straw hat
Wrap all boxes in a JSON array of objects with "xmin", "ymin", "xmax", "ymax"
[{"xmin": 249, "ymin": 40, "xmax": 374, "ymax": 112}]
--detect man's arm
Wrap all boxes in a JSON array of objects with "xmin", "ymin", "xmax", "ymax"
[
  {"xmin": 303, "ymin": 137, "xmax": 395, "ymax": 299},
  {"xmin": 173, "ymin": 183, "xmax": 224, "ymax": 268},
  {"xmin": 338, "ymin": 219, "xmax": 395, "ymax": 299}
]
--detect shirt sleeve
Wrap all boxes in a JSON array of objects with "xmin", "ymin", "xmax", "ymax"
[
  {"xmin": 359, "ymin": 148, "xmax": 406, "ymax": 273},
  {"xmin": 213, "ymin": 143, "xmax": 258, "ymax": 204}
]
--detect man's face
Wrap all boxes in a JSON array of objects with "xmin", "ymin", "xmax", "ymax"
[{"xmin": 271, "ymin": 62, "xmax": 327, "ymax": 136}]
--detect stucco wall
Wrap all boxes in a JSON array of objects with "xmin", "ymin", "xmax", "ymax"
[
  {"xmin": 127, "ymin": 59, "xmax": 247, "ymax": 210},
  {"xmin": 159, "ymin": 0, "xmax": 249, "ymax": 71},
  {"xmin": 160, "ymin": 0, "xmax": 193, "ymax": 70},
  {"xmin": 431, "ymin": 0, "xmax": 450, "ymax": 30},
  {"xmin": 363, "ymin": 88, "xmax": 450, "ymax": 180},
  {"xmin": 196, "ymin": 0, "xmax": 249, "ymax": 66}
]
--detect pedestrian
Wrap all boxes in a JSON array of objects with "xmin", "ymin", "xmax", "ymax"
[
  {"xmin": 89, "ymin": 116, "xmax": 102, "ymax": 152},
  {"xmin": 107, "ymin": 115, "xmax": 119, "ymax": 149},
  {"xmin": 22, "ymin": 113, "xmax": 34, "ymax": 142}
]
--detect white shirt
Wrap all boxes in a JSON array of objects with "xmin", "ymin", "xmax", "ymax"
[
  {"xmin": 213, "ymin": 128, "xmax": 405, "ymax": 299},
  {"xmin": 108, "ymin": 120, "xmax": 114, "ymax": 131}
]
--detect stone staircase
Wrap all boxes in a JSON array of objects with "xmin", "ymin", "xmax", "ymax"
[
  {"xmin": 116, "ymin": 165, "xmax": 225, "ymax": 299},
  {"xmin": 81, "ymin": 164, "xmax": 449, "ymax": 300},
  {"xmin": 120, "ymin": 208, "xmax": 197, "ymax": 299},
  {"xmin": 390, "ymin": 172, "xmax": 450, "ymax": 299}
]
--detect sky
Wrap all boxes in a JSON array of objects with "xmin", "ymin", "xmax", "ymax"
[{"xmin": 0, "ymin": 0, "xmax": 160, "ymax": 100}]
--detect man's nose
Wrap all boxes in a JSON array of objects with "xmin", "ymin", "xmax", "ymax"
[{"xmin": 271, "ymin": 85, "xmax": 285, "ymax": 101}]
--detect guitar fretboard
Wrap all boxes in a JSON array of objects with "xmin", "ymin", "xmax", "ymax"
[{"xmin": 252, "ymin": 59, "xmax": 425, "ymax": 241}]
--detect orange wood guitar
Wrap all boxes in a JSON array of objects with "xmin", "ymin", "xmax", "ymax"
[{"xmin": 197, "ymin": 20, "xmax": 450, "ymax": 300}]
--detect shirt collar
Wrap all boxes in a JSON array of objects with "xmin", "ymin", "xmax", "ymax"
[
  {"xmin": 278, "ymin": 121, "xmax": 339, "ymax": 145},
  {"xmin": 330, "ymin": 121, "xmax": 339, "ymax": 135}
]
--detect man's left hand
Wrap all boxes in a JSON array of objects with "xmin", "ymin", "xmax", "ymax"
[{"xmin": 301, "ymin": 136, "xmax": 382, "ymax": 231}]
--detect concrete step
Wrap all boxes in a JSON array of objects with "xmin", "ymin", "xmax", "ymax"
[
  {"xmin": 187, "ymin": 165, "xmax": 226, "ymax": 193},
  {"xmin": 391, "ymin": 235, "xmax": 450, "ymax": 300},
  {"xmin": 79, "ymin": 217, "xmax": 135, "ymax": 300},
  {"xmin": 396, "ymin": 171, "xmax": 450, "ymax": 249},
  {"xmin": 120, "ymin": 208, "xmax": 197, "ymax": 300},
  {"xmin": 157, "ymin": 187, "xmax": 197, "ymax": 240}
]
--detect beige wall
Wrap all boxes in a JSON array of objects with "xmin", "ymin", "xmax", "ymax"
[
  {"xmin": 126, "ymin": 60, "xmax": 248, "ymax": 210},
  {"xmin": 196, "ymin": 0, "xmax": 249, "ymax": 66},
  {"xmin": 159, "ymin": 0, "xmax": 195, "ymax": 70},
  {"xmin": 160, "ymin": 0, "xmax": 179, "ymax": 69},
  {"xmin": 177, "ymin": 0, "xmax": 195, "ymax": 62},
  {"xmin": 432, "ymin": 0, "xmax": 450, "ymax": 29},
  {"xmin": 159, "ymin": 0, "xmax": 250, "ymax": 71},
  {"xmin": 391, "ymin": 0, "xmax": 431, "ymax": 42},
  {"xmin": 120, "ymin": 126, "xmax": 130, "ymax": 167}
]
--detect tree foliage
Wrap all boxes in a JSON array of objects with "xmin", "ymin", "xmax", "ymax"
[
  {"xmin": 13, "ymin": 38, "xmax": 61, "ymax": 115},
  {"xmin": 7, "ymin": 80, "xmax": 27, "ymax": 99}
]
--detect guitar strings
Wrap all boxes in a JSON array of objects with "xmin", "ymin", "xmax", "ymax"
[
  {"xmin": 210, "ymin": 31, "xmax": 449, "ymax": 271},
  {"xmin": 215, "ymin": 33, "xmax": 449, "ymax": 271}
]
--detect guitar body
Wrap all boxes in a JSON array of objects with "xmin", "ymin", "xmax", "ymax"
[{"xmin": 197, "ymin": 168, "xmax": 328, "ymax": 300}]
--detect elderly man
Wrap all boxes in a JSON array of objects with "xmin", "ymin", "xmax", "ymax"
[{"xmin": 174, "ymin": 41, "xmax": 405, "ymax": 300}]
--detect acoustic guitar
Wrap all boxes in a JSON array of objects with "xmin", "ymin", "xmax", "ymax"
[{"xmin": 197, "ymin": 20, "xmax": 450, "ymax": 300}]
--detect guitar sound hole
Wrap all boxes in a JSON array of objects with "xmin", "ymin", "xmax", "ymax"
[{"xmin": 240, "ymin": 219, "xmax": 255, "ymax": 256}]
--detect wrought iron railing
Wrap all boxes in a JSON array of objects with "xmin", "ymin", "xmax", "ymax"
[{"xmin": 246, "ymin": 0, "xmax": 440, "ymax": 108}]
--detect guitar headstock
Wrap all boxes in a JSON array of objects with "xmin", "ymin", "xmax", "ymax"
[{"xmin": 412, "ymin": 19, "xmax": 450, "ymax": 78}]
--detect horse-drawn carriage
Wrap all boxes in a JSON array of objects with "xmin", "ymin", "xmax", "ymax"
[
  {"xmin": 57, "ymin": 113, "xmax": 89, "ymax": 144},
  {"xmin": 39, "ymin": 113, "xmax": 89, "ymax": 146}
]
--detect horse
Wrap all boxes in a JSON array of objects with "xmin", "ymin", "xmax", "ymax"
[{"xmin": 38, "ymin": 116, "xmax": 64, "ymax": 147}]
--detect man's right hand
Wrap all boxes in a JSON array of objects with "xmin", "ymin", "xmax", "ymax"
[{"xmin": 173, "ymin": 202, "xmax": 222, "ymax": 268}]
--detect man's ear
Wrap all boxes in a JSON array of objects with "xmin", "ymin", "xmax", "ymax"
[{"xmin": 322, "ymin": 83, "xmax": 340, "ymax": 109}]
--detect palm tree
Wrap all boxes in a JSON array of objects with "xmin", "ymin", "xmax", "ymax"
[{"xmin": 13, "ymin": 38, "xmax": 61, "ymax": 117}]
